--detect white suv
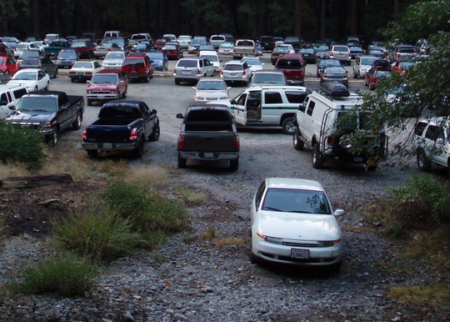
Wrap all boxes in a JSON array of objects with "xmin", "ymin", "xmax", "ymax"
[
  {"xmin": 293, "ymin": 82, "xmax": 386, "ymax": 169},
  {"xmin": 414, "ymin": 117, "xmax": 450, "ymax": 174},
  {"xmin": 329, "ymin": 45, "xmax": 352, "ymax": 66},
  {"xmin": 174, "ymin": 58, "xmax": 215, "ymax": 85},
  {"xmin": 221, "ymin": 60, "xmax": 251, "ymax": 86},
  {"xmin": 0, "ymin": 84, "xmax": 28, "ymax": 119}
]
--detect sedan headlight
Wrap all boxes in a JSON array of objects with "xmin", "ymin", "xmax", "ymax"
[
  {"xmin": 316, "ymin": 239, "xmax": 341, "ymax": 247},
  {"xmin": 257, "ymin": 233, "xmax": 283, "ymax": 244},
  {"xmin": 40, "ymin": 121, "xmax": 52, "ymax": 128}
]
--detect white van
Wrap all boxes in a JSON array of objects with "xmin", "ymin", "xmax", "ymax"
[
  {"xmin": 104, "ymin": 30, "xmax": 122, "ymax": 38},
  {"xmin": 199, "ymin": 51, "xmax": 221, "ymax": 73},
  {"xmin": 0, "ymin": 84, "xmax": 28, "ymax": 119}
]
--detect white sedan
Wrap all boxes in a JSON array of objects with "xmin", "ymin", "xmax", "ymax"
[
  {"xmin": 193, "ymin": 78, "xmax": 230, "ymax": 102},
  {"xmin": 251, "ymin": 178, "xmax": 345, "ymax": 271},
  {"xmin": 68, "ymin": 61, "xmax": 103, "ymax": 82},
  {"xmin": 7, "ymin": 68, "xmax": 50, "ymax": 91},
  {"xmin": 102, "ymin": 52, "xmax": 126, "ymax": 69}
]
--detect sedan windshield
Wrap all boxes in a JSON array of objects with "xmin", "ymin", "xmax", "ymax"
[
  {"xmin": 262, "ymin": 188, "xmax": 331, "ymax": 214},
  {"xmin": 106, "ymin": 53, "xmax": 124, "ymax": 60},
  {"xmin": 58, "ymin": 51, "xmax": 77, "ymax": 59},
  {"xmin": 13, "ymin": 72, "xmax": 36, "ymax": 80},
  {"xmin": 197, "ymin": 81, "xmax": 226, "ymax": 90}
]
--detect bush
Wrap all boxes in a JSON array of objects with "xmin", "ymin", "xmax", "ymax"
[
  {"xmin": 101, "ymin": 181, "xmax": 187, "ymax": 235},
  {"xmin": 388, "ymin": 175, "xmax": 450, "ymax": 228},
  {"xmin": 0, "ymin": 121, "xmax": 46, "ymax": 171},
  {"xmin": 52, "ymin": 207, "xmax": 143, "ymax": 262},
  {"xmin": 8, "ymin": 251, "xmax": 97, "ymax": 297}
]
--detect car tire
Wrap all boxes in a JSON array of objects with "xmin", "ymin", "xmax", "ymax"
[
  {"xmin": 44, "ymin": 82, "xmax": 49, "ymax": 91},
  {"xmin": 229, "ymin": 158, "xmax": 239, "ymax": 171},
  {"xmin": 369, "ymin": 82, "xmax": 374, "ymax": 90},
  {"xmin": 250, "ymin": 251, "xmax": 262, "ymax": 264},
  {"xmin": 293, "ymin": 128, "xmax": 304, "ymax": 151},
  {"xmin": 175, "ymin": 79, "xmax": 181, "ymax": 85},
  {"xmin": 144, "ymin": 75, "xmax": 150, "ymax": 83},
  {"xmin": 417, "ymin": 149, "xmax": 431, "ymax": 172},
  {"xmin": 178, "ymin": 153, "xmax": 187, "ymax": 168},
  {"xmin": 49, "ymin": 127, "xmax": 59, "ymax": 147},
  {"xmin": 87, "ymin": 99, "xmax": 93, "ymax": 106},
  {"xmin": 353, "ymin": 71, "xmax": 357, "ymax": 79},
  {"xmin": 281, "ymin": 117, "xmax": 295, "ymax": 135},
  {"xmin": 70, "ymin": 78, "xmax": 75, "ymax": 83},
  {"xmin": 132, "ymin": 139, "xmax": 144, "ymax": 158},
  {"xmin": 87, "ymin": 150, "xmax": 97, "ymax": 158},
  {"xmin": 363, "ymin": 78, "xmax": 368, "ymax": 86},
  {"xmin": 149, "ymin": 123, "xmax": 160, "ymax": 141},
  {"xmin": 72, "ymin": 112, "xmax": 82, "ymax": 130},
  {"xmin": 312, "ymin": 144, "xmax": 324, "ymax": 169}
]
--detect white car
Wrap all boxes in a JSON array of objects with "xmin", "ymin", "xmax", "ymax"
[
  {"xmin": 199, "ymin": 51, "xmax": 221, "ymax": 73},
  {"xmin": 14, "ymin": 42, "xmax": 41, "ymax": 58},
  {"xmin": 251, "ymin": 178, "xmax": 345, "ymax": 271},
  {"xmin": 102, "ymin": 52, "xmax": 126, "ymax": 69},
  {"xmin": 277, "ymin": 44, "xmax": 295, "ymax": 54},
  {"xmin": 7, "ymin": 69, "xmax": 50, "ymax": 91},
  {"xmin": 69, "ymin": 61, "xmax": 103, "ymax": 82},
  {"xmin": 218, "ymin": 42, "xmax": 234, "ymax": 55},
  {"xmin": 177, "ymin": 35, "xmax": 192, "ymax": 50},
  {"xmin": 241, "ymin": 57, "xmax": 264, "ymax": 74},
  {"xmin": 192, "ymin": 78, "xmax": 230, "ymax": 102},
  {"xmin": 221, "ymin": 60, "xmax": 252, "ymax": 85}
]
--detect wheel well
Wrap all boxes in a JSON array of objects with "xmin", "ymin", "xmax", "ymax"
[
  {"xmin": 311, "ymin": 135, "xmax": 317, "ymax": 147},
  {"xmin": 280, "ymin": 113, "xmax": 295, "ymax": 126}
]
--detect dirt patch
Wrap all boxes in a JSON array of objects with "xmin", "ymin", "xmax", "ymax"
[{"xmin": 0, "ymin": 181, "xmax": 99, "ymax": 238}]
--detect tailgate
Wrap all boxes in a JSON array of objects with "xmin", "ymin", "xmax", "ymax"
[
  {"xmin": 176, "ymin": 67, "xmax": 197, "ymax": 77},
  {"xmin": 183, "ymin": 132, "xmax": 237, "ymax": 152},
  {"xmin": 282, "ymin": 69, "xmax": 304, "ymax": 80},
  {"xmin": 85, "ymin": 125, "xmax": 132, "ymax": 143}
]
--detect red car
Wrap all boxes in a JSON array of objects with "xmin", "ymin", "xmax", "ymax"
[
  {"xmin": 364, "ymin": 67, "xmax": 392, "ymax": 90},
  {"xmin": 392, "ymin": 60, "xmax": 416, "ymax": 76},
  {"xmin": 274, "ymin": 53, "xmax": 305, "ymax": 85},
  {"xmin": 162, "ymin": 44, "xmax": 183, "ymax": 60},
  {"xmin": 121, "ymin": 55, "xmax": 154, "ymax": 83},
  {"xmin": 70, "ymin": 39, "xmax": 95, "ymax": 59},
  {"xmin": 0, "ymin": 55, "xmax": 18, "ymax": 76},
  {"xmin": 86, "ymin": 69, "xmax": 128, "ymax": 105},
  {"xmin": 154, "ymin": 38, "xmax": 166, "ymax": 50}
]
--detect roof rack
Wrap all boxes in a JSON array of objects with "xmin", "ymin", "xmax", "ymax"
[{"xmin": 318, "ymin": 82, "xmax": 350, "ymax": 98}]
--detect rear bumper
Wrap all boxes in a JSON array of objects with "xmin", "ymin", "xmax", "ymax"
[
  {"xmin": 287, "ymin": 79, "xmax": 305, "ymax": 86},
  {"xmin": 179, "ymin": 151, "xmax": 239, "ymax": 160},
  {"xmin": 82, "ymin": 142, "xmax": 138, "ymax": 151},
  {"xmin": 69, "ymin": 75, "xmax": 93, "ymax": 81},
  {"xmin": 175, "ymin": 75, "xmax": 201, "ymax": 82}
]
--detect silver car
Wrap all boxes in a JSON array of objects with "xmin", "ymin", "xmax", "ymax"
[
  {"xmin": 329, "ymin": 45, "xmax": 351, "ymax": 66},
  {"xmin": 102, "ymin": 52, "xmax": 126, "ymax": 69},
  {"xmin": 221, "ymin": 60, "xmax": 251, "ymax": 85},
  {"xmin": 192, "ymin": 78, "xmax": 230, "ymax": 102},
  {"xmin": 320, "ymin": 66, "xmax": 349, "ymax": 87},
  {"xmin": 352, "ymin": 56, "xmax": 378, "ymax": 79},
  {"xmin": 174, "ymin": 58, "xmax": 215, "ymax": 85}
]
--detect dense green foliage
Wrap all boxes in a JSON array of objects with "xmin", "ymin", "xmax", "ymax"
[
  {"xmin": 8, "ymin": 251, "xmax": 97, "ymax": 297},
  {"xmin": 0, "ymin": 121, "xmax": 46, "ymax": 171},
  {"xmin": 2, "ymin": 0, "xmax": 421, "ymax": 41}
]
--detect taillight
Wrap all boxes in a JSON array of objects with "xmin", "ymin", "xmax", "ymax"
[
  {"xmin": 82, "ymin": 130, "xmax": 87, "ymax": 141},
  {"xmin": 129, "ymin": 128, "xmax": 138, "ymax": 141},
  {"xmin": 330, "ymin": 52, "xmax": 334, "ymax": 57},
  {"xmin": 243, "ymin": 70, "xmax": 246, "ymax": 75},
  {"xmin": 327, "ymin": 136, "xmax": 333, "ymax": 145},
  {"xmin": 349, "ymin": 52, "xmax": 352, "ymax": 57},
  {"xmin": 396, "ymin": 53, "xmax": 401, "ymax": 57},
  {"xmin": 197, "ymin": 68, "xmax": 201, "ymax": 74},
  {"xmin": 234, "ymin": 134, "xmax": 240, "ymax": 150},
  {"xmin": 221, "ymin": 70, "xmax": 223, "ymax": 75},
  {"xmin": 178, "ymin": 132, "xmax": 185, "ymax": 149}
]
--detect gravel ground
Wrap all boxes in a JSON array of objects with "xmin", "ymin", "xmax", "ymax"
[{"xmin": 1, "ymin": 76, "xmax": 449, "ymax": 322}]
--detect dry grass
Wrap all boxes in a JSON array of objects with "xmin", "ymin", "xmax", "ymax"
[
  {"xmin": 212, "ymin": 237, "xmax": 245, "ymax": 246},
  {"xmin": 377, "ymin": 261, "xmax": 411, "ymax": 272},
  {"xmin": 174, "ymin": 186, "xmax": 207, "ymax": 205},
  {"xmin": 94, "ymin": 159, "xmax": 129, "ymax": 178},
  {"xmin": 389, "ymin": 284, "xmax": 450, "ymax": 307},
  {"xmin": 342, "ymin": 226, "xmax": 378, "ymax": 233},
  {"xmin": 200, "ymin": 226, "xmax": 216, "ymax": 240},
  {"xmin": 126, "ymin": 165, "xmax": 169, "ymax": 188},
  {"xmin": 0, "ymin": 164, "xmax": 30, "ymax": 178}
]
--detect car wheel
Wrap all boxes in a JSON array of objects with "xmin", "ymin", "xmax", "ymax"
[
  {"xmin": 178, "ymin": 153, "xmax": 187, "ymax": 168},
  {"xmin": 121, "ymin": 88, "xmax": 127, "ymax": 98},
  {"xmin": 281, "ymin": 117, "xmax": 295, "ymax": 135},
  {"xmin": 175, "ymin": 79, "xmax": 181, "ymax": 85},
  {"xmin": 70, "ymin": 77, "xmax": 75, "ymax": 83},
  {"xmin": 49, "ymin": 127, "xmax": 59, "ymax": 147},
  {"xmin": 149, "ymin": 123, "xmax": 160, "ymax": 141},
  {"xmin": 353, "ymin": 71, "xmax": 357, "ymax": 79},
  {"xmin": 312, "ymin": 144, "xmax": 324, "ymax": 169},
  {"xmin": 363, "ymin": 78, "xmax": 368, "ymax": 86},
  {"xmin": 417, "ymin": 149, "xmax": 431, "ymax": 172},
  {"xmin": 250, "ymin": 251, "xmax": 262, "ymax": 264},
  {"xmin": 328, "ymin": 260, "xmax": 342, "ymax": 273},
  {"xmin": 44, "ymin": 82, "xmax": 49, "ymax": 91},
  {"xmin": 116, "ymin": 92, "xmax": 120, "ymax": 100},
  {"xmin": 87, "ymin": 99, "xmax": 93, "ymax": 106},
  {"xmin": 144, "ymin": 75, "xmax": 150, "ymax": 83},
  {"xmin": 293, "ymin": 128, "xmax": 304, "ymax": 151},
  {"xmin": 87, "ymin": 150, "xmax": 97, "ymax": 158},
  {"xmin": 229, "ymin": 158, "xmax": 239, "ymax": 171},
  {"xmin": 34, "ymin": 86, "xmax": 38, "ymax": 91},
  {"xmin": 132, "ymin": 139, "xmax": 144, "ymax": 158},
  {"xmin": 369, "ymin": 82, "xmax": 374, "ymax": 90},
  {"xmin": 72, "ymin": 112, "xmax": 82, "ymax": 130}
]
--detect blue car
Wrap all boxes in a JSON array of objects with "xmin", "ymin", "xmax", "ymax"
[{"xmin": 146, "ymin": 52, "xmax": 169, "ymax": 71}]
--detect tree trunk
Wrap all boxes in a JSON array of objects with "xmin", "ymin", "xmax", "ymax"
[
  {"xmin": 32, "ymin": 0, "xmax": 40, "ymax": 38},
  {"xmin": 320, "ymin": 0, "xmax": 325, "ymax": 39},
  {"xmin": 350, "ymin": 0, "xmax": 357, "ymax": 35},
  {"xmin": 0, "ymin": 174, "xmax": 73, "ymax": 189},
  {"xmin": 394, "ymin": 0, "xmax": 399, "ymax": 15},
  {"xmin": 295, "ymin": 0, "xmax": 301, "ymax": 38}
]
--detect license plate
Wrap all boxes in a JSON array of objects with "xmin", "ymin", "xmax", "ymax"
[
  {"xmin": 291, "ymin": 249, "xmax": 309, "ymax": 259},
  {"xmin": 103, "ymin": 143, "xmax": 113, "ymax": 150},
  {"xmin": 353, "ymin": 157, "xmax": 363, "ymax": 163},
  {"xmin": 204, "ymin": 152, "xmax": 214, "ymax": 158},
  {"xmin": 182, "ymin": 71, "xmax": 190, "ymax": 75},
  {"xmin": 77, "ymin": 72, "xmax": 83, "ymax": 75},
  {"xmin": 230, "ymin": 73, "xmax": 237, "ymax": 77},
  {"xmin": 131, "ymin": 69, "xmax": 136, "ymax": 72}
]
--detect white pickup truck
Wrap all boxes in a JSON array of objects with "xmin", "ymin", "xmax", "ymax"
[
  {"xmin": 233, "ymin": 39, "xmax": 256, "ymax": 59},
  {"xmin": 128, "ymin": 33, "xmax": 152, "ymax": 48},
  {"xmin": 210, "ymin": 86, "xmax": 310, "ymax": 134}
]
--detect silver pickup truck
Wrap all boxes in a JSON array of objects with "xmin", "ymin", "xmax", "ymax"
[{"xmin": 233, "ymin": 39, "xmax": 256, "ymax": 59}]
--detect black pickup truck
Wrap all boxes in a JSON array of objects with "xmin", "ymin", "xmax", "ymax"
[
  {"xmin": 176, "ymin": 105, "xmax": 240, "ymax": 170},
  {"xmin": 82, "ymin": 100, "xmax": 160, "ymax": 158},
  {"xmin": 6, "ymin": 91, "xmax": 84, "ymax": 146}
]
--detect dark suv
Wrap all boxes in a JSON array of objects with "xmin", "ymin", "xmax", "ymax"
[
  {"xmin": 284, "ymin": 36, "xmax": 302, "ymax": 52},
  {"xmin": 260, "ymin": 36, "xmax": 275, "ymax": 51}
]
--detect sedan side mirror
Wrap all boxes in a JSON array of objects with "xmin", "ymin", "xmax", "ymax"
[
  {"xmin": 334, "ymin": 209, "xmax": 345, "ymax": 217},
  {"xmin": 176, "ymin": 113, "xmax": 184, "ymax": 119},
  {"xmin": 192, "ymin": 86, "xmax": 196, "ymax": 90}
]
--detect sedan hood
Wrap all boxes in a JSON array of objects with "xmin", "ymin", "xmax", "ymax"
[
  {"xmin": 8, "ymin": 111, "xmax": 56, "ymax": 123},
  {"xmin": 196, "ymin": 89, "xmax": 228, "ymax": 99},
  {"xmin": 8, "ymin": 80, "xmax": 36, "ymax": 87},
  {"xmin": 104, "ymin": 59, "xmax": 123, "ymax": 65},
  {"xmin": 260, "ymin": 211, "xmax": 340, "ymax": 241}
]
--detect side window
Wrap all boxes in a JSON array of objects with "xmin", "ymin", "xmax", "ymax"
[
  {"xmin": 286, "ymin": 91, "xmax": 307, "ymax": 104},
  {"xmin": 425, "ymin": 125, "xmax": 441, "ymax": 141},
  {"xmin": 6, "ymin": 92, "xmax": 12, "ymax": 102},
  {"xmin": 255, "ymin": 181, "xmax": 266, "ymax": 209},
  {"xmin": 95, "ymin": 62, "xmax": 101, "ymax": 68},
  {"xmin": 0, "ymin": 93, "xmax": 8, "ymax": 104},
  {"xmin": 236, "ymin": 93, "xmax": 247, "ymax": 106},
  {"xmin": 307, "ymin": 101, "xmax": 316, "ymax": 116},
  {"xmin": 415, "ymin": 122, "xmax": 427, "ymax": 136},
  {"xmin": 12, "ymin": 88, "xmax": 27, "ymax": 99},
  {"xmin": 199, "ymin": 60, "xmax": 203, "ymax": 67},
  {"xmin": 264, "ymin": 91, "xmax": 283, "ymax": 104}
]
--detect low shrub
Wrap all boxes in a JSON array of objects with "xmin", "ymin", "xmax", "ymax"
[
  {"xmin": 387, "ymin": 175, "xmax": 450, "ymax": 227},
  {"xmin": 8, "ymin": 251, "xmax": 97, "ymax": 297},
  {"xmin": 389, "ymin": 284, "xmax": 450, "ymax": 307},
  {"xmin": 52, "ymin": 207, "xmax": 143, "ymax": 262},
  {"xmin": 0, "ymin": 121, "xmax": 46, "ymax": 171}
]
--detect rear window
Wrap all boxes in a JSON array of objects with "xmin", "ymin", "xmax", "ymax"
[
  {"xmin": 277, "ymin": 59, "xmax": 302, "ymax": 68},
  {"xmin": 398, "ymin": 47, "xmax": 415, "ymax": 53},
  {"xmin": 415, "ymin": 122, "xmax": 427, "ymax": 136},
  {"xmin": 132, "ymin": 35, "xmax": 147, "ymax": 40},
  {"xmin": 164, "ymin": 45, "xmax": 176, "ymax": 50},
  {"xmin": 261, "ymin": 36, "xmax": 274, "ymax": 42},
  {"xmin": 123, "ymin": 58, "xmax": 144, "ymax": 67},
  {"xmin": 224, "ymin": 64, "xmax": 243, "ymax": 71},
  {"xmin": 21, "ymin": 59, "xmax": 39, "ymax": 65},
  {"xmin": 12, "ymin": 88, "xmax": 27, "ymax": 99},
  {"xmin": 99, "ymin": 106, "xmax": 142, "ymax": 119},
  {"xmin": 286, "ymin": 91, "xmax": 307, "ymax": 103},
  {"xmin": 177, "ymin": 60, "xmax": 197, "ymax": 68},
  {"xmin": 252, "ymin": 73, "xmax": 285, "ymax": 84},
  {"xmin": 71, "ymin": 42, "xmax": 87, "ymax": 48},
  {"xmin": 237, "ymin": 41, "xmax": 253, "ymax": 46},
  {"xmin": 211, "ymin": 36, "xmax": 225, "ymax": 41},
  {"xmin": 333, "ymin": 46, "xmax": 349, "ymax": 52},
  {"xmin": 186, "ymin": 110, "xmax": 230, "ymax": 122}
]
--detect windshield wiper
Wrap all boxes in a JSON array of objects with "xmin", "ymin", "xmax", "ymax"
[
  {"xmin": 263, "ymin": 206, "xmax": 283, "ymax": 212},
  {"xmin": 31, "ymin": 109, "xmax": 49, "ymax": 112},
  {"xmin": 288, "ymin": 210, "xmax": 312, "ymax": 214}
]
